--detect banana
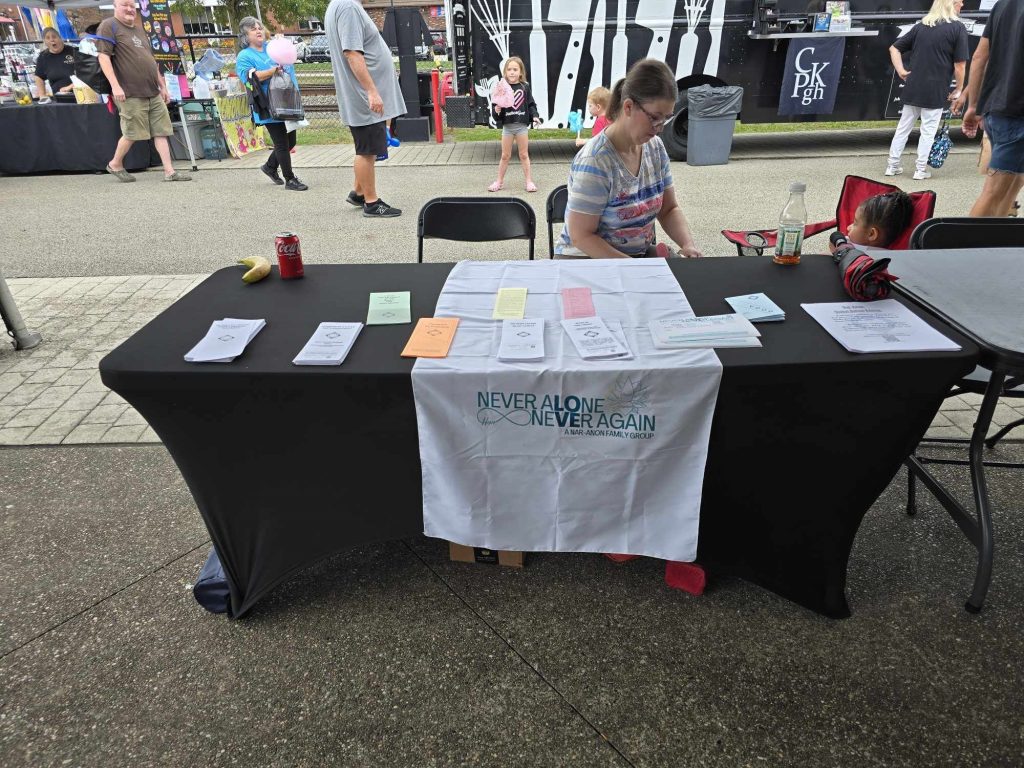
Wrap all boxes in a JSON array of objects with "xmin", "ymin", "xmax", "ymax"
[{"xmin": 237, "ymin": 256, "xmax": 272, "ymax": 284}]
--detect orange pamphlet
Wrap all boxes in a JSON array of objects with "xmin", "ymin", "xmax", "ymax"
[{"xmin": 400, "ymin": 317, "xmax": 460, "ymax": 358}]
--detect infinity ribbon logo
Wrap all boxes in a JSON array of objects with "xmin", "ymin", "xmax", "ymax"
[{"xmin": 477, "ymin": 408, "xmax": 532, "ymax": 426}]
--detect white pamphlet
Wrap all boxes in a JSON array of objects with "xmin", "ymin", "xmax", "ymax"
[
  {"xmin": 801, "ymin": 300, "xmax": 961, "ymax": 353},
  {"xmin": 604, "ymin": 320, "xmax": 634, "ymax": 360},
  {"xmin": 650, "ymin": 314, "xmax": 761, "ymax": 348},
  {"xmin": 292, "ymin": 322, "xmax": 363, "ymax": 366},
  {"xmin": 652, "ymin": 335, "xmax": 762, "ymax": 349},
  {"xmin": 561, "ymin": 317, "xmax": 630, "ymax": 360},
  {"xmin": 724, "ymin": 293, "xmax": 785, "ymax": 322},
  {"xmin": 184, "ymin": 318, "xmax": 266, "ymax": 363},
  {"xmin": 498, "ymin": 318, "xmax": 545, "ymax": 362}
]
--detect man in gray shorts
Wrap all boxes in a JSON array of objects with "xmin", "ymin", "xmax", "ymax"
[
  {"xmin": 96, "ymin": 0, "xmax": 190, "ymax": 183},
  {"xmin": 325, "ymin": 0, "xmax": 405, "ymax": 218}
]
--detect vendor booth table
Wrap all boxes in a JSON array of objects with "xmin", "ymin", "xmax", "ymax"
[
  {"xmin": 0, "ymin": 102, "xmax": 157, "ymax": 174},
  {"xmin": 888, "ymin": 248, "xmax": 1024, "ymax": 613},
  {"xmin": 99, "ymin": 256, "xmax": 977, "ymax": 619}
]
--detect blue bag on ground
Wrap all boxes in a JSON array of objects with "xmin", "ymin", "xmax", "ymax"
[{"xmin": 193, "ymin": 547, "xmax": 229, "ymax": 614}]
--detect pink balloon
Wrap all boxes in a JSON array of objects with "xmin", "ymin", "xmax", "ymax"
[{"xmin": 266, "ymin": 38, "xmax": 297, "ymax": 66}]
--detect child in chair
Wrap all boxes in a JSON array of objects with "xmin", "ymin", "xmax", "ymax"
[{"xmin": 830, "ymin": 190, "xmax": 914, "ymax": 253}]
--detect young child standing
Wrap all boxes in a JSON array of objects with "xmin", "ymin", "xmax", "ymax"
[
  {"xmin": 576, "ymin": 86, "xmax": 611, "ymax": 148},
  {"xmin": 489, "ymin": 56, "xmax": 541, "ymax": 193}
]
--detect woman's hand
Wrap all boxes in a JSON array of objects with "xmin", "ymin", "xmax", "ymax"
[
  {"xmin": 59, "ymin": 84, "xmax": 74, "ymax": 93},
  {"xmin": 679, "ymin": 243, "xmax": 703, "ymax": 258},
  {"xmin": 532, "ymin": 117, "xmax": 542, "ymax": 128},
  {"xmin": 951, "ymin": 90, "xmax": 967, "ymax": 114}
]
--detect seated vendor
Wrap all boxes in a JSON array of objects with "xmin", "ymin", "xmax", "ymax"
[
  {"xmin": 34, "ymin": 27, "xmax": 76, "ymax": 98},
  {"xmin": 555, "ymin": 58, "xmax": 703, "ymax": 259}
]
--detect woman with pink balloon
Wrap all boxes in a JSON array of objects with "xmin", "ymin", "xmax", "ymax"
[{"xmin": 235, "ymin": 17, "xmax": 308, "ymax": 191}]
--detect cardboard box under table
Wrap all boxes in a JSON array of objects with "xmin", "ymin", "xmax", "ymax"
[{"xmin": 448, "ymin": 543, "xmax": 524, "ymax": 568}]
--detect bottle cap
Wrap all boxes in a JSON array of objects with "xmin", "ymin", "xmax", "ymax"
[{"xmin": 789, "ymin": 182, "xmax": 807, "ymax": 193}]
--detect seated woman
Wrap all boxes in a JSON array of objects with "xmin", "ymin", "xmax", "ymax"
[
  {"xmin": 556, "ymin": 58, "xmax": 702, "ymax": 259},
  {"xmin": 34, "ymin": 27, "xmax": 76, "ymax": 100},
  {"xmin": 830, "ymin": 191, "xmax": 914, "ymax": 253}
]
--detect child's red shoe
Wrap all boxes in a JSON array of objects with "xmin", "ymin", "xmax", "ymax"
[
  {"xmin": 665, "ymin": 561, "xmax": 705, "ymax": 595},
  {"xmin": 604, "ymin": 553, "xmax": 640, "ymax": 563}
]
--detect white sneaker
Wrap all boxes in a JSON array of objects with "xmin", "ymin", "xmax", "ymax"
[
  {"xmin": 885, "ymin": 165, "xmax": 903, "ymax": 176},
  {"xmin": 913, "ymin": 169, "xmax": 932, "ymax": 180}
]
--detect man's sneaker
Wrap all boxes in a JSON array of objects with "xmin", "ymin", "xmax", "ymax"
[
  {"xmin": 912, "ymin": 169, "xmax": 932, "ymax": 180},
  {"xmin": 260, "ymin": 163, "xmax": 284, "ymax": 185},
  {"xmin": 346, "ymin": 190, "xmax": 365, "ymax": 207},
  {"xmin": 363, "ymin": 199, "xmax": 402, "ymax": 218},
  {"xmin": 285, "ymin": 177, "xmax": 309, "ymax": 191},
  {"xmin": 884, "ymin": 165, "xmax": 903, "ymax": 176}
]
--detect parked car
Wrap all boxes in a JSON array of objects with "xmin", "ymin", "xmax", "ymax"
[
  {"xmin": 430, "ymin": 31, "xmax": 447, "ymax": 55},
  {"xmin": 390, "ymin": 43, "xmax": 432, "ymax": 61},
  {"xmin": 305, "ymin": 34, "xmax": 330, "ymax": 62},
  {"xmin": 290, "ymin": 36, "xmax": 309, "ymax": 62}
]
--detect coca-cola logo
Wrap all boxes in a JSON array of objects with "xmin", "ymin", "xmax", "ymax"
[{"xmin": 277, "ymin": 242, "xmax": 300, "ymax": 257}]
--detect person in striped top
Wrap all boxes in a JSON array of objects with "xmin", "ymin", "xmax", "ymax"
[{"xmin": 556, "ymin": 59, "xmax": 702, "ymax": 259}]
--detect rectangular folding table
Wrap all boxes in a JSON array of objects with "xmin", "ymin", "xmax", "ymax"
[
  {"xmin": 100, "ymin": 255, "xmax": 977, "ymax": 618},
  {"xmin": 887, "ymin": 248, "xmax": 1024, "ymax": 613}
]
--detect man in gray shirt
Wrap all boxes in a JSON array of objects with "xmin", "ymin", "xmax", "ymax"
[{"xmin": 326, "ymin": 0, "xmax": 405, "ymax": 217}]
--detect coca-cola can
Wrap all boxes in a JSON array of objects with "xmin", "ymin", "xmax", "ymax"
[{"xmin": 275, "ymin": 232, "xmax": 304, "ymax": 279}]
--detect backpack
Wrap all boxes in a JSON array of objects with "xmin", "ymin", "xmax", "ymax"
[
  {"xmin": 193, "ymin": 547, "xmax": 230, "ymax": 614},
  {"xmin": 72, "ymin": 24, "xmax": 116, "ymax": 95},
  {"xmin": 267, "ymin": 70, "xmax": 304, "ymax": 121},
  {"xmin": 928, "ymin": 117, "xmax": 952, "ymax": 169}
]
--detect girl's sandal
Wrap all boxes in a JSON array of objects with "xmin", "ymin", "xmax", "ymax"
[{"xmin": 487, "ymin": 180, "xmax": 504, "ymax": 192}]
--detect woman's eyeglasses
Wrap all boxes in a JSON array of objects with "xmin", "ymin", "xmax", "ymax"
[{"xmin": 634, "ymin": 101, "xmax": 670, "ymax": 130}]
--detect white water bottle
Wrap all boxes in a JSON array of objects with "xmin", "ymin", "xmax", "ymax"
[{"xmin": 774, "ymin": 182, "xmax": 807, "ymax": 266}]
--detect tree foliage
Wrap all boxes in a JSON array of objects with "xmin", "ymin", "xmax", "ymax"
[{"xmin": 173, "ymin": 0, "xmax": 329, "ymax": 34}]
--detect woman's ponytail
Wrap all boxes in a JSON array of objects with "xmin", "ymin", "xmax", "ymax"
[{"xmin": 606, "ymin": 78, "xmax": 627, "ymax": 121}]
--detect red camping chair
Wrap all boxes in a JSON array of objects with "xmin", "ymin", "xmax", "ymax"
[{"xmin": 721, "ymin": 175, "xmax": 937, "ymax": 256}]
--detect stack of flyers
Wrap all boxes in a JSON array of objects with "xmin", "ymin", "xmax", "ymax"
[
  {"xmin": 724, "ymin": 293, "xmax": 786, "ymax": 323},
  {"xmin": 561, "ymin": 317, "xmax": 631, "ymax": 360},
  {"xmin": 184, "ymin": 318, "xmax": 266, "ymax": 363},
  {"xmin": 649, "ymin": 314, "xmax": 761, "ymax": 348},
  {"xmin": 498, "ymin": 318, "xmax": 545, "ymax": 362},
  {"xmin": 292, "ymin": 322, "xmax": 363, "ymax": 366}
]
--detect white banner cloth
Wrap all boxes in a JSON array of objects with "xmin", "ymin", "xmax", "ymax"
[{"xmin": 412, "ymin": 260, "xmax": 723, "ymax": 562}]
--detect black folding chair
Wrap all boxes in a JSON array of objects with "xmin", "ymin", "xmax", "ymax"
[
  {"xmin": 546, "ymin": 183, "xmax": 656, "ymax": 258},
  {"xmin": 545, "ymin": 185, "xmax": 568, "ymax": 259},
  {"xmin": 907, "ymin": 217, "xmax": 1024, "ymax": 500},
  {"xmin": 417, "ymin": 197, "xmax": 536, "ymax": 263}
]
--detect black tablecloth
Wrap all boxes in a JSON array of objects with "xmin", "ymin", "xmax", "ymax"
[
  {"xmin": 99, "ymin": 256, "xmax": 978, "ymax": 618},
  {"xmin": 0, "ymin": 102, "xmax": 157, "ymax": 174}
]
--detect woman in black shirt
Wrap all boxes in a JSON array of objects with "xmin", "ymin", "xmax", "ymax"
[
  {"xmin": 885, "ymin": 0, "xmax": 969, "ymax": 180},
  {"xmin": 34, "ymin": 27, "xmax": 76, "ymax": 98}
]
